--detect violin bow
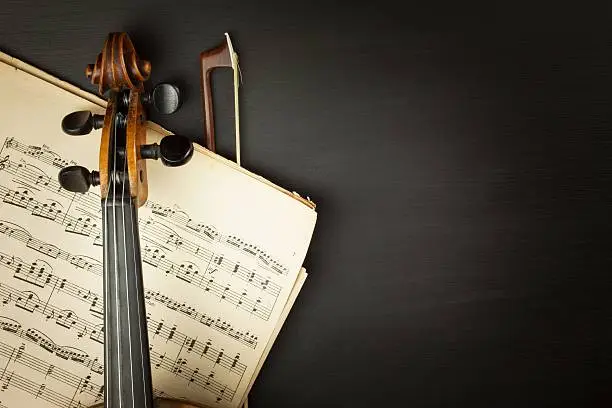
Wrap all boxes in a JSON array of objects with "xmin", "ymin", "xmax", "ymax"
[
  {"xmin": 201, "ymin": 36, "xmax": 247, "ymax": 407},
  {"xmin": 200, "ymin": 32, "xmax": 242, "ymax": 165}
]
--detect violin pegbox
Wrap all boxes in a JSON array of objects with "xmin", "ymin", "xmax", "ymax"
[
  {"xmin": 58, "ymin": 32, "xmax": 193, "ymax": 208},
  {"xmin": 85, "ymin": 32, "xmax": 151, "ymax": 94}
]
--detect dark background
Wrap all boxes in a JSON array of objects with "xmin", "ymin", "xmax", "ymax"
[{"xmin": 1, "ymin": 1, "xmax": 611, "ymax": 407}]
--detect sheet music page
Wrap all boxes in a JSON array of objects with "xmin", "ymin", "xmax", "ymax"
[{"xmin": 0, "ymin": 60, "xmax": 316, "ymax": 408}]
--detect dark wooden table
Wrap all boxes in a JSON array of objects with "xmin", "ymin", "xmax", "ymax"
[{"xmin": 1, "ymin": 2, "xmax": 610, "ymax": 407}]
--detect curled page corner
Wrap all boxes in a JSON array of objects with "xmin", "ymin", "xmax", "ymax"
[{"xmin": 224, "ymin": 32, "xmax": 242, "ymax": 167}]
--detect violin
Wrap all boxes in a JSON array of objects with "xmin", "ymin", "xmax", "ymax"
[{"xmin": 57, "ymin": 32, "xmax": 208, "ymax": 408}]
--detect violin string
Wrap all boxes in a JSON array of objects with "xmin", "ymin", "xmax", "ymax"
[
  {"xmin": 126, "ymin": 135, "xmax": 151, "ymax": 408},
  {"xmin": 112, "ymin": 111, "xmax": 123, "ymax": 408},
  {"xmin": 102, "ymin": 125, "xmax": 111, "ymax": 408},
  {"xmin": 119, "ymin": 111, "xmax": 136, "ymax": 408}
]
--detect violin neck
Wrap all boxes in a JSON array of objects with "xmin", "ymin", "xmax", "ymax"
[{"xmin": 102, "ymin": 194, "xmax": 154, "ymax": 408}]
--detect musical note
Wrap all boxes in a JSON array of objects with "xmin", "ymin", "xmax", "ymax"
[
  {"xmin": 215, "ymin": 350, "xmax": 224, "ymax": 366},
  {"xmin": 141, "ymin": 220, "xmax": 282, "ymax": 296},
  {"xmin": 13, "ymin": 344, "xmax": 25, "ymax": 361},
  {"xmin": 141, "ymin": 244, "xmax": 276, "ymax": 320},
  {"xmin": 143, "ymin": 314, "xmax": 247, "ymax": 376},
  {"xmin": 166, "ymin": 325, "xmax": 177, "ymax": 342},
  {"xmin": 0, "ymin": 369, "xmax": 79, "ymax": 407},
  {"xmin": 14, "ymin": 291, "xmax": 40, "ymax": 313},
  {"xmin": 1, "ymin": 277, "xmax": 247, "ymax": 378},
  {"xmin": 2, "ymin": 187, "xmax": 34, "ymax": 209},
  {"xmin": 0, "ymin": 339, "xmax": 167, "ymax": 407},
  {"xmin": 0, "ymin": 221, "xmax": 102, "ymax": 275},
  {"xmin": 0, "ymin": 283, "xmax": 96, "ymax": 344},
  {"xmin": 145, "ymin": 289, "xmax": 258, "ymax": 348},
  {"xmin": 0, "ymin": 342, "xmax": 95, "ymax": 407},
  {"xmin": 230, "ymin": 354, "xmax": 240, "ymax": 369},
  {"xmin": 0, "ymin": 154, "xmax": 282, "ymax": 297},
  {"xmin": 3, "ymin": 138, "xmax": 75, "ymax": 170},
  {"xmin": 93, "ymin": 384, "xmax": 104, "ymax": 402},
  {"xmin": 144, "ymin": 200, "xmax": 289, "ymax": 274},
  {"xmin": 55, "ymin": 346, "xmax": 89, "ymax": 365},
  {"xmin": 0, "ymin": 254, "xmax": 103, "ymax": 316},
  {"xmin": 89, "ymin": 325, "xmax": 104, "ymax": 345},
  {"xmin": 0, "ymin": 136, "xmax": 312, "ymax": 408},
  {"xmin": 171, "ymin": 357, "xmax": 186, "ymax": 375},
  {"xmin": 9, "ymin": 258, "xmax": 52, "ymax": 289},
  {"xmin": 0, "ymin": 153, "xmax": 99, "ymax": 213},
  {"xmin": 0, "ymin": 185, "xmax": 101, "ymax": 243},
  {"xmin": 55, "ymin": 309, "xmax": 78, "ymax": 330},
  {"xmin": 0, "ymin": 318, "xmax": 172, "ymax": 407},
  {"xmin": 149, "ymin": 349, "xmax": 234, "ymax": 402},
  {"xmin": 45, "ymin": 365, "xmax": 55, "ymax": 378},
  {"xmin": 1, "ymin": 372, "xmax": 12, "ymax": 391},
  {"xmin": 0, "ymin": 154, "xmax": 8, "ymax": 171}
]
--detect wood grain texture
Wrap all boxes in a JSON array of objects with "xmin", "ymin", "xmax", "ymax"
[
  {"xmin": 200, "ymin": 38, "xmax": 232, "ymax": 152},
  {"xmin": 126, "ymin": 89, "xmax": 148, "ymax": 206},
  {"xmin": 98, "ymin": 94, "xmax": 115, "ymax": 198},
  {"xmin": 1, "ymin": 2, "xmax": 611, "ymax": 408}
]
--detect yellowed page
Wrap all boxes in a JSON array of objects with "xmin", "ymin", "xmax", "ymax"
[
  {"xmin": 241, "ymin": 269, "xmax": 307, "ymax": 405},
  {"xmin": 0, "ymin": 58, "xmax": 316, "ymax": 408},
  {"xmin": 240, "ymin": 267, "xmax": 307, "ymax": 408}
]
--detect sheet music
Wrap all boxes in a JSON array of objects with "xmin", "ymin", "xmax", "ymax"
[{"xmin": 0, "ymin": 60, "xmax": 316, "ymax": 408}]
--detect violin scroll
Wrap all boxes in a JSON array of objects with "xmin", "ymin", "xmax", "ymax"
[
  {"xmin": 86, "ymin": 32, "xmax": 151, "ymax": 95},
  {"xmin": 59, "ymin": 32, "xmax": 193, "ymax": 207}
]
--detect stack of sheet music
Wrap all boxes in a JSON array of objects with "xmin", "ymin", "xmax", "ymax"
[{"xmin": 0, "ymin": 52, "xmax": 316, "ymax": 408}]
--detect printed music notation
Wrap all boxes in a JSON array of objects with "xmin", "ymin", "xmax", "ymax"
[
  {"xmin": 0, "ymin": 153, "xmax": 281, "ymax": 302},
  {"xmin": 0, "ymin": 154, "xmax": 100, "ymax": 213},
  {"xmin": 141, "ymin": 218, "xmax": 282, "ymax": 296},
  {"xmin": 2, "ymin": 138, "xmax": 75, "ymax": 170},
  {"xmin": 0, "ymin": 369, "xmax": 86, "ymax": 408},
  {"xmin": 0, "ymin": 281, "xmax": 240, "ymax": 401},
  {"xmin": 141, "ymin": 244, "xmax": 274, "ymax": 320},
  {"xmin": 145, "ymin": 201, "xmax": 289, "ymax": 275},
  {"xmin": 0, "ymin": 177, "xmax": 279, "ymax": 316},
  {"xmin": 3, "ymin": 137, "xmax": 290, "ymax": 276},
  {"xmin": 149, "ymin": 348, "xmax": 234, "ymax": 402},
  {"xmin": 0, "ymin": 271, "xmax": 247, "ymax": 379},
  {"xmin": 0, "ymin": 184, "xmax": 100, "ymax": 240},
  {"xmin": 0, "ymin": 222, "xmax": 258, "ymax": 348},
  {"xmin": 0, "ymin": 316, "xmax": 102, "ymax": 374},
  {"xmin": 0, "ymin": 220, "xmax": 102, "ymax": 276},
  {"xmin": 145, "ymin": 289, "xmax": 259, "ymax": 349},
  {"xmin": 0, "ymin": 182, "xmax": 276, "ymax": 320},
  {"xmin": 0, "ymin": 319, "xmax": 171, "ymax": 407},
  {"xmin": 0, "ymin": 130, "xmax": 309, "ymax": 408},
  {"xmin": 0, "ymin": 135, "xmax": 255, "ymax": 406},
  {"xmin": 0, "ymin": 340, "xmax": 104, "ymax": 403},
  {"xmin": 1, "ymin": 139, "xmax": 285, "ymax": 302}
]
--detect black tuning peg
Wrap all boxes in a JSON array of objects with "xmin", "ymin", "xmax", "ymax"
[
  {"xmin": 61, "ymin": 111, "xmax": 105, "ymax": 136},
  {"xmin": 142, "ymin": 83, "xmax": 182, "ymax": 115},
  {"xmin": 58, "ymin": 166, "xmax": 100, "ymax": 193},
  {"xmin": 140, "ymin": 135, "xmax": 193, "ymax": 167}
]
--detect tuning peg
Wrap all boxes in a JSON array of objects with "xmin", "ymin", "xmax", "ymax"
[
  {"xmin": 61, "ymin": 111, "xmax": 105, "ymax": 136},
  {"xmin": 142, "ymin": 83, "xmax": 182, "ymax": 115},
  {"xmin": 140, "ymin": 135, "xmax": 193, "ymax": 167},
  {"xmin": 58, "ymin": 166, "xmax": 100, "ymax": 193}
]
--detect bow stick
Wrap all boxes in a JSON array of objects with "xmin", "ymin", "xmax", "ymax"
[{"xmin": 200, "ymin": 33, "xmax": 242, "ymax": 165}]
